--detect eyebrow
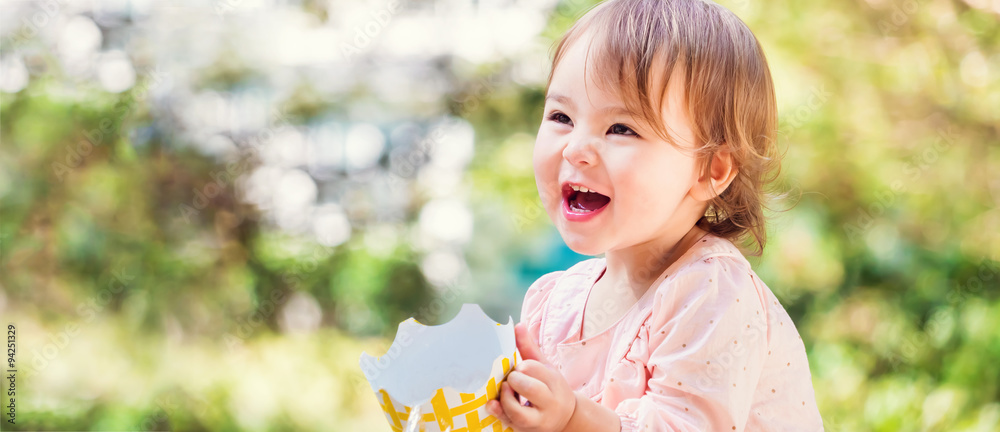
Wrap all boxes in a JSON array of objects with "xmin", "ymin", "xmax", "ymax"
[{"xmin": 545, "ymin": 93, "xmax": 634, "ymax": 117}]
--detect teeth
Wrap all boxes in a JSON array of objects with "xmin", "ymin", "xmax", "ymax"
[{"xmin": 569, "ymin": 185, "xmax": 594, "ymax": 193}]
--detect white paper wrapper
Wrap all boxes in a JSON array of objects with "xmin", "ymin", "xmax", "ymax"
[{"xmin": 360, "ymin": 304, "xmax": 519, "ymax": 432}]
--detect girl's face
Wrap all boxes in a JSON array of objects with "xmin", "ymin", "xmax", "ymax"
[{"xmin": 533, "ymin": 34, "xmax": 708, "ymax": 256}]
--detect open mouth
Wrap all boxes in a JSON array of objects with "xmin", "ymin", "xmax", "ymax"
[{"xmin": 563, "ymin": 184, "xmax": 611, "ymax": 214}]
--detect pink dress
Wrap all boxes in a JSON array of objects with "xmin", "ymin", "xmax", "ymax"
[{"xmin": 519, "ymin": 234, "xmax": 824, "ymax": 431}]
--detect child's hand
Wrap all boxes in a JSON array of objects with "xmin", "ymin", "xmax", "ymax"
[{"xmin": 486, "ymin": 323, "xmax": 576, "ymax": 432}]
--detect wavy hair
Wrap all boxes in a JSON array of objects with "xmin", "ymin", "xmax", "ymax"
[{"xmin": 547, "ymin": 0, "xmax": 781, "ymax": 255}]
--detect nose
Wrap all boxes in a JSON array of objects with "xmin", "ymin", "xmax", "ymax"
[{"xmin": 561, "ymin": 130, "xmax": 601, "ymax": 168}]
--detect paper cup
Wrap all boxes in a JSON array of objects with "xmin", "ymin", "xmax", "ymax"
[{"xmin": 360, "ymin": 304, "xmax": 519, "ymax": 432}]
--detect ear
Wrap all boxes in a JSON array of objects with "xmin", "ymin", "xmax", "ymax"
[{"xmin": 692, "ymin": 144, "xmax": 738, "ymax": 202}]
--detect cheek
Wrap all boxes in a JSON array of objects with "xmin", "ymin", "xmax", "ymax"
[
  {"xmin": 533, "ymin": 128, "xmax": 560, "ymax": 164},
  {"xmin": 614, "ymin": 153, "xmax": 695, "ymax": 211},
  {"xmin": 533, "ymin": 131, "xmax": 562, "ymax": 205}
]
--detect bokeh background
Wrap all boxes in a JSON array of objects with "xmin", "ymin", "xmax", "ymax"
[{"xmin": 1, "ymin": 0, "xmax": 998, "ymax": 430}]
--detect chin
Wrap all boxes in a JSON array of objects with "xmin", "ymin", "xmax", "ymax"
[{"xmin": 558, "ymin": 230, "xmax": 607, "ymax": 257}]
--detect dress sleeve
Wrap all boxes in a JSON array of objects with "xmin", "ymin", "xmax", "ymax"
[
  {"xmin": 518, "ymin": 270, "xmax": 564, "ymax": 347},
  {"xmin": 614, "ymin": 256, "xmax": 768, "ymax": 432}
]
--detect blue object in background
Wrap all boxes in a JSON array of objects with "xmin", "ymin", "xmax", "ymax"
[{"xmin": 512, "ymin": 226, "xmax": 592, "ymax": 297}]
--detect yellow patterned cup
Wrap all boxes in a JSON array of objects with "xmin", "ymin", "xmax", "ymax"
[{"xmin": 360, "ymin": 304, "xmax": 519, "ymax": 432}]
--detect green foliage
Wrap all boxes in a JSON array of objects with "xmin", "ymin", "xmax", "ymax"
[{"xmin": 2, "ymin": 0, "xmax": 998, "ymax": 430}]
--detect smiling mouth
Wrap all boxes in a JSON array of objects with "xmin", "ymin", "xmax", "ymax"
[{"xmin": 563, "ymin": 184, "xmax": 611, "ymax": 213}]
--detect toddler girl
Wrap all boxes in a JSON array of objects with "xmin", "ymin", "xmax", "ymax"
[{"xmin": 485, "ymin": 0, "xmax": 824, "ymax": 430}]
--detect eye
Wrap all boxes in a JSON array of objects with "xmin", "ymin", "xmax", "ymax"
[
  {"xmin": 547, "ymin": 112, "xmax": 573, "ymax": 126},
  {"xmin": 608, "ymin": 123, "xmax": 639, "ymax": 137}
]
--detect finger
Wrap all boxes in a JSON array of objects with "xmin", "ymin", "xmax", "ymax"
[
  {"xmin": 515, "ymin": 323, "xmax": 547, "ymax": 363},
  {"xmin": 514, "ymin": 359, "xmax": 553, "ymax": 380},
  {"xmin": 514, "ymin": 359, "xmax": 557, "ymax": 392},
  {"xmin": 506, "ymin": 370, "xmax": 553, "ymax": 409},
  {"xmin": 486, "ymin": 399, "xmax": 513, "ymax": 427},
  {"xmin": 500, "ymin": 380, "xmax": 539, "ymax": 426}
]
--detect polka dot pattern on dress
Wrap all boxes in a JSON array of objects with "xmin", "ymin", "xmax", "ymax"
[{"xmin": 516, "ymin": 235, "xmax": 823, "ymax": 432}]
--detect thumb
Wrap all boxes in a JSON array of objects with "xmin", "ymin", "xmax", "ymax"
[{"xmin": 515, "ymin": 323, "xmax": 547, "ymax": 364}]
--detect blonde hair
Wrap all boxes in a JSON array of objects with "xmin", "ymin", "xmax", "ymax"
[{"xmin": 547, "ymin": 0, "xmax": 780, "ymax": 255}]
